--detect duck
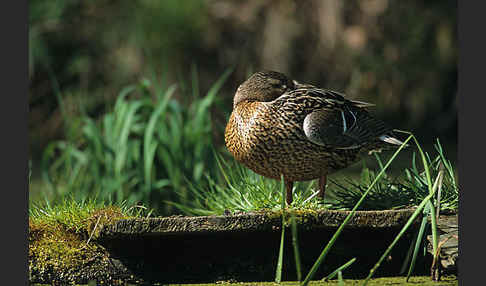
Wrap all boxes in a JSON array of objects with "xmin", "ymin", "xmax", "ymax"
[{"xmin": 224, "ymin": 70, "xmax": 405, "ymax": 205}]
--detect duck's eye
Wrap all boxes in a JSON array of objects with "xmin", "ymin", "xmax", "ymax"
[
  {"xmin": 268, "ymin": 78, "xmax": 282, "ymax": 87},
  {"xmin": 270, "ymin": 82, "xmax": 286, "ymax": 90}
]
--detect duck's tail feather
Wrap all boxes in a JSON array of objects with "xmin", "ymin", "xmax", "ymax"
[
  {"xmin": 350, "ymin": 99, "xmax": 375, "ymax": 108},
  {"xmin": 379, "ymin": 134, "xmax": 408, "ymax": 147}
]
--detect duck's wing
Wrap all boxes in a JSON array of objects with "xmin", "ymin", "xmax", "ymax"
[{"xmin": 301, "ymin": 90, "xmax": 393, "ymax": 149}]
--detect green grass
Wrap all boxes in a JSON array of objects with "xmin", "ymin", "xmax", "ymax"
[
  {"xmin": 29, "ymin": 276, "xmax": 458, "ymax": 286},
  {"xmin": 38, "ymin": 67, "xmax": 232, "ymax": 215},
  {"xmin": 265, "ymin": 133, "xmax": 457, "ymax": 285},
  {"xmin": 29, "ymin": 197, "xmax": 153, "ymax": 285},
  {"xmin": 29, "ymin": 134, "xmax": 457, "ymax": 285},
  {"xmin": 165, "ymin": 134, "xmax": 457, "ymax": 284},
  {"xmin": 29, "ymin": 196, "xmax": 152, "ymax": 232},
  {"xmin": 169, "ymin": 154, "xmax": 324, "ymax": 216},
  {"xmin": 170, "ymin": 138, "xmax": 458, "ymax": 216},
  {"xmin": 329, "ymin": 139, "xmax": 458, "ymax": 211},
  {"xmin": 166, "ymin": 275, "xmax": 458, "ymax": 285},
  {"xmin": 165, "ymin": 133, "xmax": 455, "ymax": 284}
]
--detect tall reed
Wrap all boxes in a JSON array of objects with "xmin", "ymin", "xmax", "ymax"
[{"xmin": 41, "ymin": 68, "xmax": 232, "ymax": 215}]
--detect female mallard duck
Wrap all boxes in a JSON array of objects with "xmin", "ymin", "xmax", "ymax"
[{"xmin": 224, "ymin": 70, "xmax": 404, "ymax": 205}]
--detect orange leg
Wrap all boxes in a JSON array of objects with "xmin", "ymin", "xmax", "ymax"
[
  {"xmin": 285, "ymin": 180, "xmax": 294, "ymax": 205},
  {"xmin": 318, "ymin": 175, "xmax": 327, "ymax": 200}
]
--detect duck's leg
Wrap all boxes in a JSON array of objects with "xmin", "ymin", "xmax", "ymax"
[
  {"xmin": 285, "ymin": 180, "xmax": 294, "ymax": 205},
  {"xmin": 318, "ymin": 174, "xmax": 327, "ymax": 200}
]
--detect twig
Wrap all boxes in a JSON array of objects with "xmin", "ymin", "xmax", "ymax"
[
  {"xmin": 85, "ymin": 215, "xmax": 101, "ymax": 247},
  {"xmin": 431, "ymin": 234, "xmax": 455, "ymax": 281}
]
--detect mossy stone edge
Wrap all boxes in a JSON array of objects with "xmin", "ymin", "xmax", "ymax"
[{"xmin": 100, "ymin": 208, "xmax": 418, "ymax": 238}]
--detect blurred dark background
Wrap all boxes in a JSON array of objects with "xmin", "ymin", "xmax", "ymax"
[{"xmin": 29, "ymin": 0, "xmax": 457, "ymax": 210}]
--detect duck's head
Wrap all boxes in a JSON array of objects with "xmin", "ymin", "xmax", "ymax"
[{"xmin": 233, "ymin": 70, "xmax": 299, "ymax": 108}]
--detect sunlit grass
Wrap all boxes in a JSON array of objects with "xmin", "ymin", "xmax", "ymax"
[
  {"xmin": 29, "ymin": 196, "xmax": 152, "ymax": 233},
  {"xmin": 170, "ymin": 138, "xmax": 457, "ymax": 217},
  {"xmin": 329, "ymin": 139, "xmax": 458, "ymax": 211},
  {"xmin": 169, "ymin": 153, "xmax": 325, "ymax": 216}
]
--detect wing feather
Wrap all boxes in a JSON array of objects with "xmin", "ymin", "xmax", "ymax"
[{"xmin": 301, "ymin": 90, "xmax": 393, "ymax": 148}]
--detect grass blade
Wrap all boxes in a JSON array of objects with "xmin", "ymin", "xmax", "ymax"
[
  {"xmin": 362, "ymin": 192, "xmax": 434, "ymax": 285},
  {"xmin": 275, "ymin": 221, "xmax": 285, "ymax": 283},
  {"xmin": 435, "ymin": 162, "xmax": 445, "ymax": 221},
  {"xmin": 143, "ymin": 84, "xmax": 176, "ymax": 189},
  {"xmin": 409, "ymin": 134, "xmax": 437, "ymax": 253},
  {"xmin": 361, "ymin": 133, "xmax": 444, "ymax": 285},
  {"xmin": 406, "ymin": 210, "xmax": 429, "ymax": 281},
  {"xmin": 275, "ymin": 174, "xmax": 286, "ymax": 283},
  {"xmin": 399, "ymin": 227, "xmax": 417, "ymax": 275},
  {"xmin": 290, "ymin": 214, "xmax": 302, "ymax": 281},
  {"xmin": 338, "ymin": 271, "xmax": 344, "ymax": 286},
  {"xmin": 301, "ymin": 135, "xmax": 412, "ymax": 286},
  {"xmin": 324, "ymin": 257, "xmax": 356, "ymax": 281}
]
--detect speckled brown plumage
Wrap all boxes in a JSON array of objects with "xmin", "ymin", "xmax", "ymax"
[{"xmin": 224, "ymin": 71, "xmax": 404, "ymax": 205}]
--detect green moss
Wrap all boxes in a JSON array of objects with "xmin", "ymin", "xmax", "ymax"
[
  {"xmin": 262, "ymin": 208, "xmax": 323, "ymax": 227},
  {"xmin": 185, "ymin": 275, "xmax": 458, "ymax": 285},
  {"xmin": 29, "ymin": 203, "xmax": 140, "ymax": 284}
]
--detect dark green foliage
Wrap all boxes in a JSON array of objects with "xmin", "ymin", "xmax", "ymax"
[
  {"xmin": 41, "ymin": 69, "xmax": 231, "ymax": 215},
  {"xmin": 29, "ymin": 1, "xmax": 456, "ymax": 159}
]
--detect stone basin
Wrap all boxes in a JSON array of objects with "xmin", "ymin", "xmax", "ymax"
[{"xmin": 95, "ymin": 208, "xmax": 429, "ymax": 284}]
